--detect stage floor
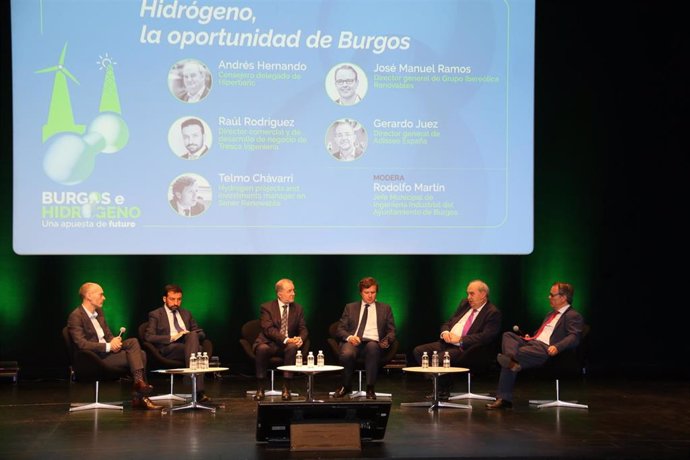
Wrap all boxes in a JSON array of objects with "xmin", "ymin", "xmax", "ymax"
[{"xmin": 1, "ymin": 370, "xmax": 688, "ymax": 459}]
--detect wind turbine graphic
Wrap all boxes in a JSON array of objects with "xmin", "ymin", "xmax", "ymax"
[{"xmin": 36, "ymin": 42, "xmax": 85, "ymax": 142}]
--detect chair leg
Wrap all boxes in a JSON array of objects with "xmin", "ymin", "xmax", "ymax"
[
  {"xmin": 69, "ymin": 380, "xmax": 123, "ymax": 412},
  {"xmin": 149, "ymin": 374, "xmax": 188, "ymax": 401},
  {"xmin": 449, "ymin": 373, "xmax": 495, "ymax": 401},
  {"xmin": 529, "ymin": 379, "xmax": 589, "ymax": 409}
]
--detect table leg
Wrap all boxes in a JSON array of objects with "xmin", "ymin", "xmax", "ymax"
[
  {"xmin": 169, "ymin": 373, "xmax": 216, "ymax": 413},
  {"xmin": 401, "ymin": 373, "xmax": 472, "ymax": 411}
]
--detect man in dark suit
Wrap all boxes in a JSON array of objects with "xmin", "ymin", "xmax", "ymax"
[
  {"xmin": 412, "ymin": 279, "xmax": 502, "ymax": 399},
  {"xmin": 253, "ymin": 278, "xmax": 308, "ymax": 401},
  {"xmin": 144, "ymin": 284, "xmax": 210, "ymax": 402},
  {"xmin": 486, "ymin": 282, "xmax": 584, "ymax": 410},
  {"xmin": 67, "ymin": 282, "xmax": 161, "ymax": 410},
  {"xmin": 332, "ymin": 277, "xmax": 396, "ymax": 400}
]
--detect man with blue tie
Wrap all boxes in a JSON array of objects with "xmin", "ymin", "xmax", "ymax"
[
  {"xmin": 486, "ymin": 282, "xmax": 584, "ymax": 410},
  {"xmin": 412, "ymin": 279, "xmax": 502, "ymax": 399},
  {"xmin": 145, "ymin": 284, "xmax": 211, "ymax": 403},
  {"xmin": 332, "ymin": 277, "xmax": 396, "ymax": 400}
]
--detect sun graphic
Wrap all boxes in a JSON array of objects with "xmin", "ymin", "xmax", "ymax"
[{"xmin": 97, "ymin": 53, "xmax": 116, "ymax": 71}]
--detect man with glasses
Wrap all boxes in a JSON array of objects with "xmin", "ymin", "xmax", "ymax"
[
  {"xmin": 486, "ymin": 282, "xmax": 584, "ymax": 410},
  {"xmin": 333, "ymin": 64, "xmax": 363, "ymax": 106}
]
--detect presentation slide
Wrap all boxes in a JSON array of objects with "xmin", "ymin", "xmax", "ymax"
[{"xmin": 12, "ymin": 0, "xmax": 535, "ymax": 254}]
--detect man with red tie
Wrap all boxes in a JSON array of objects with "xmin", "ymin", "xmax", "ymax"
[
  {"xmin": 412, "ymin": 279, "xmax": 502, "ymax": 399},
  {"xmin": 486, "ymin": 282, "xmax": 585, "ymax": 410},
  {"xmin": 331, "ymin": 277, "xmax": 396, "ymax": 400},
  {"xmin": 253, "ymin": 279, "xmax": 308, "ymax": 401}
]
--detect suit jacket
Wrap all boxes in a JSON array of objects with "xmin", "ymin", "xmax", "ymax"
[
  {"xmin": 540, "ymin": 306, "xmax": 583, "ymax": 352},
  {"xmin": 67, "ymin": 306, "xmax": 115, "ymax": 354},
  {"xmin": 145, "ymin": 306, "xmax": 205, "ymax": 348},
  {"xmin": 254, "ymin": 300, "xmax": 308, "ymax": 348},
  {"xmin": 440, "ymin": 299, "xmax": 502, "ymax": 350},
  {"xmin": 169, "ymin": 199, "xmax": 205, "ymax": 216},
  {"xmin": 335, "ymin": 301, "xmax": 396, "ymax": 345}
]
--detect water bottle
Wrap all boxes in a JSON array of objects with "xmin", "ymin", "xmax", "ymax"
[
  {"xmin": 317, "ymin": 350, "xmax": 325, "ymax": 367},
  {"xmin": 443, "ymin": 351, "xmax": 451, "ymax": 368},
  {"xmin": 202, "ymin": 352, "xmax": 209, "ymax": 369},
  {"xmin": 307, "ymin": 351, "xmax": 314, "ymax": 367},
  {"xmin": 422, "ymin": 351, "xmax": 429, "ymax": 368},
  {"xmin": 431, "ymin": 350, "xmax": 439, "ymax": 368},
  {"xmin": 295, "ymin": 350, "xmax": 303, "ymax": 367},
  {"xmin": 197, "ymin": 352, "xmax": 204, "ymax": 369},
  {"xmin": 189, "ymin": 353, "xmax": 198, "ymax": 370}
]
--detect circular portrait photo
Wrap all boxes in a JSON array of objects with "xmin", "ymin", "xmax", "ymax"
[
  {"xmin": 326, "ymin": 119, "xmax": 367, "ymax": 162},
  {"xmin": 325, "ymin": 63, "xmax": 368, "ymax": 106},
  {"xmin": 168, "ymin": 58, "xmax": 212, "ymax": 103},
  {"xmin": 168, "ymin": 117, "xmax": 212, "ymax": 160},
  {"xmin": 168, "ymin": 173, "xmax": 212, "ymax": 217}
]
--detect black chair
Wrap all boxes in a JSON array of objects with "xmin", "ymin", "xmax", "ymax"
[
  {"xmin": 447, "ymin": 337, "xmax": 501, "ymax": 402},
  {"xmin": 62, "ymin": 326, "xmax": 129, "ymax": 412},
  {"xmin": 528, "ymin": 324, "xmax": 590, "ymax": 409},
  {"xmin": 326, "ymin": 321, "xmax": 399, "ymax": 398},
  {"xmin": 137, "ymin": 321, "xmax": 213, "ymax": 401},
  {"xmin": 239, "ymin": 319, "xmax": 310, "ymax": 397}
]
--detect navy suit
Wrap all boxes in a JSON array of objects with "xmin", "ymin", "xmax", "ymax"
[
  {"xmin": 67, "ymin": 305, "xmax": 146, "ymax": 374},
  {"xmin": 254, "ymin": 300, "xmax": 308, "ymax": 380},
  {"xmin": 496, "ymin": 306, "xmax": 584, "ymax": 401},
  {"xmin": 335, "ymin": 301, "xmax": 396, "ymax": 388}
]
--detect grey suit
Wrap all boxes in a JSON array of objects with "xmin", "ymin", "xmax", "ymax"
[
  {"xmin": 67, "ymin": 305, "xmax": 146, "ymax": 374},
  {"xmin": 335, "ymin": 301, "xmax": 396, "ymax": 387},
  {"xmin": 496, "ymin": 306, "xmax": 584, "ymax": 401}
]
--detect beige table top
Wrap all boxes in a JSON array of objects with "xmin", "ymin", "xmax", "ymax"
[
  {"xmin": 277, "ymin": 365, "xmax": 343, "ymax": 373},
  {"xmin": 154, "ymin": 367, "xmax": 228, "ymax": 374},
  {"xmin": 403, "ymin": 366, "xmax": 469, "ymax": 374}
]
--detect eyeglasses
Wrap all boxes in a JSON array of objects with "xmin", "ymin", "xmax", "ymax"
[
  {"xmin": 335, "ymin": 79, "xmax": 356, "ymax": 86},
  {"xmin": 548, "ymin": 293, "xmax": 562, "ymax": 298}
]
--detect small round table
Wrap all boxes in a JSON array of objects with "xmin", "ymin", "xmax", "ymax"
[
  {"xmin": 401, "ymin": 366, "xmax": 471, "ymax": 412},
  {"xmin": 156, "ymin": 367, "xmax": 228, "ymax": 413},
  {"xmin": 277, "ymin": 365, "xmax": 343, "ymax": 402}
]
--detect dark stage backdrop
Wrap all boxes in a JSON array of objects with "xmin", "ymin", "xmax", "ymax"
[{"xmin": 1, "ymin": 2, "xmax": 680, "ymax": 379}]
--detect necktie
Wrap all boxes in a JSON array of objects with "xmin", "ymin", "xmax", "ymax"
[
  {"xmin": 529, "ymin": 311, "xmax": 558, "ymax": 340},
  {"xmin": 280, "ymin": 304, "xmax": 288, "ymax": 337},
  {"xmin": 172, "ymin": 310, "xmax": 184, "ymax": 333},
  {"xmin": 355, "ymin": 304, "xmax": 370, "ymax": 338},
  {"xmin": 461, "ymin": 309, "xmax": 477, "ymax": 337}
]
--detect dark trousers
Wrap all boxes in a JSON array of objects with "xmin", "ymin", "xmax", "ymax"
[
  {"xmin": 338, "ymin": 340, "xmax": 382, "ymax": 387},
  {"xmin": 412, "ymin": 340, "xmax": 465, "ymax": 389},
  {"xmin": 158, "ymin": 332, "xmax": 204, "ymax": 390},
  {"xmin": 254, "ymin": 342, "xmax": 299, "ymax": 380},
  {"xmin": 100, "ymin": 338, "xmax": 146, "ymax": 376},
  {"xmin": 496, "ymin": 332, "xmax": 550, "ymax": 401}
]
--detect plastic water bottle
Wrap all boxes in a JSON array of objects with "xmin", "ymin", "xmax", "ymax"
[
  {"xmin": 295, "ymin": 350, "xmax": 303, "ymax": 367},
  {"xmin": 197, "ymin": 352, "xmax": 204, "ymax": 369},
  {"xmin": 307, "ymin": 351, "xmax": 315, "ymax": 367},
  {"xmin": 431, "ymin": 350, "xmax": 439, "ymax": 368},
  {"xmin": 189, "ymin": 353, "xmax": 198, "ymax": 370},
  {"xmin": 443, "ymin": 351, "xmax": 451, "ymax": 368},
  {"xmin": 422, "ymin": 351, "xmax": 429, "ymax": 368},
  {"xmin": 202, "ymin": 352, "xmax": 209, "ymax": 369},
  {"xmin": 317, "ymin": 350, "xmax": 325, "ymax": 367}
]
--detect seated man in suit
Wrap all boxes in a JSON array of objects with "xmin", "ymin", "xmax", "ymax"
[
  {"xmin": 253, "ymin": 278, "xmax": 308, "ymax": 401},
  {"xmin": 412, "ymin": 279, "xmax": 502, "ymax": 399},
  {"xmin": 67, "ymin": 282, "xmax": 161, "ymax": 410},
  {"xmin": 332, "ymin": 277, "xmax": 396, "ymax": 400},
  {"xmin": 486, "ymin": 282, "xmax": 584, "ymax": 410},
  {"xmin": 144, "ymin": 284, "xmax": 210, "ymax": 402}
]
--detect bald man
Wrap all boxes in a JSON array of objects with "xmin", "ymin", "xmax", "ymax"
[{"xmin": 67, "ymin": 282, "xmax": 161, "ymax": 410}]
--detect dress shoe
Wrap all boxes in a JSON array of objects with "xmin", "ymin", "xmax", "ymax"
[
  {"xmin": 331, "ymin": 386, "xmax": 350, "ymax": 398},
  {"xmin": 253, "ymin": 388, "xmax": 265, "ymax": 401},
  {"xmin": 497, "ymin": 353, "xmax": 522, "ymax": 372},
  {"xmin": 132, "ymin": 396, "xmax": 162, "ymax": 410},
  {"xmin": 196, "ymin": 391, "xmax": 211, "ymax": 403},
  {"xmin": 281, "ymin": 385, "xmax": 292, "ymax": 401},
  {"xmin": 365, "ymin": 385, "xmax": 377, "ymax": 400},
  {"xmin": 132, "ymin": 380, "xmax": 153, "ymax": 395},
  {"xmin": 486, "ymin": 398, "xmax": 513, "ymax": 410}
]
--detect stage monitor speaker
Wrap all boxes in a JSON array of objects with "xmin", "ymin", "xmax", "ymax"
[{"xmin": 256, "ymin": 400, "xmax": 392, "ymax": 444}]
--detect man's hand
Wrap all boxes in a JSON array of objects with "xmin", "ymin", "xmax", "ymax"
[
  {"xmin": 547, "ymin": 345, "xmax": 559, "ymax": 356},
  {"xmin": 379, "ymin": 338, "xmax": 390, "ymax": 349},
  {"xmin": 110, "ymin": 336, "xmax": 122, "ymax": 352},
  {"xmin": 442, "ymin": 331, "xmax": 460, "ymax": 344},
  {"xmin": 171, "ymin": 330, "xmax": 189, "ymax": 342},
  {"xmin": 347, "ymin": 335, "xmax": 361, "ymax": 345},
  {"xmin": 287, "ymin": 336, "xmax": 303, "ymax": 348}
]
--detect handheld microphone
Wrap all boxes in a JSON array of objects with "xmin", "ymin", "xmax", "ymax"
[
  {"xmin": 513, "ymin": 325, "xmax": 524, "ymax": 336},
  {"xmin": 117, "ymin": 327, "xmax": 126, "ymax": 338}
]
